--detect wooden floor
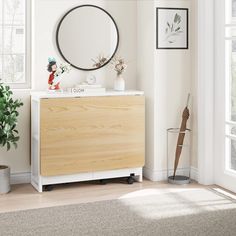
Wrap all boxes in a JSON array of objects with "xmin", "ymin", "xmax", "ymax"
[{"xmin": 0, "ymin": 179, "xmax": 220, "ymax": 213}]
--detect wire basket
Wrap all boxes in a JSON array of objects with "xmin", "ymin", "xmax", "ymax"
[{"xmin": 167, "ymin": 128, "xmax": 191, "ymax": 185}]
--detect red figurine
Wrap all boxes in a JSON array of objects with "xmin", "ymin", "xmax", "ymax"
[{"xmin": 47, "ymin": 57, "xmax": 60, "ymax": 90}]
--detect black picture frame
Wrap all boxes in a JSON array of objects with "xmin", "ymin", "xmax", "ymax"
[
  {"xmin": 156, "ymin": 7, "xmax": 189, "ymax": 50},
  {"xmin": 56, "ymin": 5, "xmax": 119, "ymax": 71}
]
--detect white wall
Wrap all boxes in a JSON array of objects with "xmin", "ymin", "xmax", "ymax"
[
  {"xmin": 0, "ymin": 0, "xmax": 198, "ymax": 183},
  {"xmin": 0, "ymin": 91, "xmax": 31, "ymax": 174},
  {"xmin": 32, "ymin": 0, "xmax": 137, "ymax": 91},
  {"xmin": 191, "ymin": 0, "xmax": 198, "ymax": 169},
  {"xmin": 155, "ymin": 0, "xmax": 195, "ymax": 171},
  {"xmin": 137, "ymin": 0, "xmax": 155, "ymax": 174},
  {"xmin": 0, "ymin": 0, "xmax": 138, "ymax": 178},
  {"xmin": 137, "ymin": 0, "xmax": 197, "ymax": 180}
]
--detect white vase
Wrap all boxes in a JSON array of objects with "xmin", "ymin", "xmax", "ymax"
[{"xmin": 114, "ymin": 74, "xmax": 125, "ymax": 91}]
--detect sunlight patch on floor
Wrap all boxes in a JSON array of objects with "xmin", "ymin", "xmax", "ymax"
[
  {"xmin": 118, "ymin": 187, "xmax": 203, "ymax": 199},
  {"xmin": 213, "ymin": 187, "xmax": 236, "ymax": 200},
  {"xmin": 118, "ymin": 188, "xmax": 236, "ymax": 220}
]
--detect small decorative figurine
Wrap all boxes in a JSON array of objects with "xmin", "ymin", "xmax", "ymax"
[
  {"xmin": 47, "ymin": 57, "xmax": 71, "ymax": 91},
  {"xmin": 85, "ymin": 74, "xmax": 96, "ymax": 85},
  {"xmin": 47, "ymin": 57, "xmax": 59, "ymax": 90}
]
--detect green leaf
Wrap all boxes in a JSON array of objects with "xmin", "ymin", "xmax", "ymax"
[
  {"xmin": 2, "ymin": 139, "xmax": 6, "ymax": 146},
  {"xmin": 13, "ymin": 136, "xmax": 20, "ymax": 142},
  {"xmin": 4, "ymin": 124, "xmax": 11, "ymax": 132},
  {"xmin": 13, "ymin": 142, "xmax": 17, "ymax": 149},
  {"xmin": 0, "ymin": 83, "xmax": 23, "ymax": 151},
  {"xmin": 7, "ymin": 142, "xmax": 10, "ymax": 151}
]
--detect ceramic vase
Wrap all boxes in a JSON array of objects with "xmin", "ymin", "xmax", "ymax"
[
  {"xmin": 0, "ymin": 166, "xmax": 10, "ymax": 194},
  {"xmin": 114, "ymin": 74, "xmax": 125, "ymax": 91}
]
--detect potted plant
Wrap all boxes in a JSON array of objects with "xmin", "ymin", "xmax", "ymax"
[{"xmin": 0, "ymin": 83, "xmax": 23, "ymax": 193}]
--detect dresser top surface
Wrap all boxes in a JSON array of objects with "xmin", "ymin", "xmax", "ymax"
[{"xmin": 31, "ymin": 90, "xmax": 144, "ymax": 99}]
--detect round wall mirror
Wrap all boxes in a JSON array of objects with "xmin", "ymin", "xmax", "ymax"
[{"xmin": 56, "ymin": 5, "xmax": 119, "ymax": 71}]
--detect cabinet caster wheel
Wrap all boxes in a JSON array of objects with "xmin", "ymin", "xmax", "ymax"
[
  {"xmin": 43, "ymin": 185, "xmax": 53, "ymax": 191},
  {"xmin": 99, "ymin": 179, "xmax": 107, "ymax": 185},
  {"xmin": 127, "ymin": 177, "xmax": 134, "ymax": 185}
]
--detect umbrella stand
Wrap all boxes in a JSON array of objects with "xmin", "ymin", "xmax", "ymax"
[
  {"xmin": 167, "ymin": 94, "xmax": 191, "ymax": 185},
  {"xmin": 167, "ymin": 128, "xmax": 191, "ymax": 184}
]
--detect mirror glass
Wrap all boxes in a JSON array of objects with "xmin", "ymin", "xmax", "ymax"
[{"xmin": 56, "ymin": 5, "xmax": 119, "ymax": 71}]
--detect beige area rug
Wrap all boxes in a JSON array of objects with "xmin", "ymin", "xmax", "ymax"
[{"xmin": 1, "ymin": 188, "xmax": 236, "ymax": 236}]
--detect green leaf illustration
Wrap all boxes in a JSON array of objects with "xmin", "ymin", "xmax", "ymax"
[
  {"xmin": 175, "ymin": 27, "xmax": 180, "ymax": 32},
  {"xmin": 174, "ymin": 13, "xmax": 181, "ymax": 24}
]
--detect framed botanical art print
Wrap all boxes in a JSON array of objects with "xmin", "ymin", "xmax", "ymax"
[{"xmin": 156, "ymin": 8, "xmax": 189, "ymax": 49}]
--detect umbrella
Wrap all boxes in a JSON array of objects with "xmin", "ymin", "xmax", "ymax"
[{"xmin": 173, "ymin": 94, "xmax": 190, "ymax": 179}]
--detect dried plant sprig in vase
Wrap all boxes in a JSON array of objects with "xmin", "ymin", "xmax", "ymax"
[
  {"xmin": 92, "ymin": 54, "xmax": 107, "ymax": 68},
  {"xmin": 111, "ymin": 56, "xmax": 127, "ymax": 76},
  {"xmin": 111, "ymin": 56, "xmax": 127, "ymax": 91}
]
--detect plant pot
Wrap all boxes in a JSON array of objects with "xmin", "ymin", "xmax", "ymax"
[
  {"xmin": 0, "ymin": 165, "xmax": 10, "ymax": 194},
  {"xmin": 114, "ymin": 74, "xmax": 125, "ymax": 91}
]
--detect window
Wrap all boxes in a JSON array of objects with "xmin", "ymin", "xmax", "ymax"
[
  {"xmin": 0, "ymin": 0, "xmax": 30, "ymax": 88},
  {"xmin": 233, "ymin": 0, "xmax": 236, "ymax": 17},
  {"xmin": 225, "ymin": 0, "xmax": 236, "ymax": 171}
]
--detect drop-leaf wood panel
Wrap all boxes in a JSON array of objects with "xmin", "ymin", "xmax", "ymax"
[{"xmin": 40, "ymin": 96, "xmax": 145, "ymax": 176}]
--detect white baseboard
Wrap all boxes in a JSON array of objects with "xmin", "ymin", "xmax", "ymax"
[
  {"xmin": 143, "ymin": 166, "xmax": 198, "ymax": 182},
  {"xmin": 143, "ymin": 167, "xmax": 165, "ymax": 181},
  {"xmin": 10, "ymin": 172, "xmax": 31, "ymax": 185},
  {"xmin": 190, "ymin": 167, "xmax": 198, "ymax": 182}
]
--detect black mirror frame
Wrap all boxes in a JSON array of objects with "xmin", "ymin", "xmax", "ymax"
[{"xmin": 56, "ymin": 4, "xmax": 120, "ymax": 71}]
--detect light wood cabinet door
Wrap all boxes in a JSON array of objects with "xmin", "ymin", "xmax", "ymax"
[{"xmin": 40, "ymin": 96, "xmax": 145, "ymax": 176}]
